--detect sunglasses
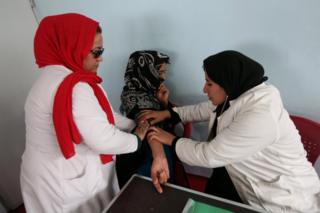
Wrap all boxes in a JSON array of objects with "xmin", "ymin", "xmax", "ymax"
[{"xmin": 90, "ymin": 47, "xmax": 104, "ymax": 58}]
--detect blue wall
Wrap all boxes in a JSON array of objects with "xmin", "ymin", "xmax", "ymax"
[{"xmin": 33, "ymin": 0, "xmax": 320, "ymax": 121}]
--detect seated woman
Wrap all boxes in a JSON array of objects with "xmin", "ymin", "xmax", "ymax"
[{"xmin": 116, "ymin": 50, "xmax": 175, "ymax": 192}]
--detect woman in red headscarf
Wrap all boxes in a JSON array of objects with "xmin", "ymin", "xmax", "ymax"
[{"xmin": 20, "ymin": 13, "xmax": 149, "ymax": 213}]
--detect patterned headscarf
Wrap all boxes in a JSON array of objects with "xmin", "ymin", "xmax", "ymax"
[{"xmin": 120, "ymin": 50, "xmax": 170, "ymax": 119}]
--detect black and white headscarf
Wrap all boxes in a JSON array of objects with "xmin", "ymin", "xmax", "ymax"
[
  {"xmin": 203, "ymin": 50, "xmax": 268, "ymax": 140},
  {"xmin": 120, "ymin": 50, "xmax": 170, "ymax": 119}
]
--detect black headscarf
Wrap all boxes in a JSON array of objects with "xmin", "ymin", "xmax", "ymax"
[
  {"xmin": 204, "ymin": 50, "xmax": 268, "ymax": 139},
  {"xmin": 120, "ymin": 50, "xmax": 170, "ymax": 119}
]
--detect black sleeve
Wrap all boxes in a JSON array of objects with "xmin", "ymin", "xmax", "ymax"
[
  {"xmin": 171, "ymin": 137, "xmax": 181, "ymax": 159},
  {"xmin": 168, "ymin": 106, "xmax": 182, "ymax": 125}
]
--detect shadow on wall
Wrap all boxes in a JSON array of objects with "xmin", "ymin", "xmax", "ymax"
[
  {"xmin": 0, "ymin": 102, "xmax": 25, "ymax": 209},
  {"xmin": 0, "ymin": 198, "xmax": 8, "ymax": 213}
]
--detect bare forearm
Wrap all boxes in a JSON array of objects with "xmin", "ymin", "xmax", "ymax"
[{"xmin": 148, "ymin": 139, "xmax": 166, "ymax": 159}]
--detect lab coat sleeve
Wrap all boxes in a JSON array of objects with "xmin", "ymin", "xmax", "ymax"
[
  {"xmin": 173, "ymin": 101, "xmax": 215, "ymax": 123},
  {"xmin": 113, "ymin": 112, "xmax": 136, "ymax": 132},
  {"xmin": 175, "ymin": 107, "xmax": 278, "ymax": 168},
  {"xmin": 72, "ymin": 83, "xmax": 138, "ymax": 155}
]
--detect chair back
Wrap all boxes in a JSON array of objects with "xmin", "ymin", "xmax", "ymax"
[
  {"xmin": 290, "ymin": 115, "xmax": 320, "ymax": 165},
  {"xmin": 182, "ymin": 122, "xmax": 192, "ymax": 138}
]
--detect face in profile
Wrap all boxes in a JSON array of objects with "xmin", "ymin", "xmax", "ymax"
[
  {"xmin": 83, "ymin": 33, "xmax": 103, "ymax": 73},
  {"xmin": 203, "ymin": 72, "xmax": 227, "ymax": 106},
  {"xmin": 158, "ymin": 63, "xmax": 168, "ymax": 80}
]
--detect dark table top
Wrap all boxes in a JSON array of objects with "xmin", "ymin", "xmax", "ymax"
[{"xmin": 103, "ymin": 175, "xmax": 265, "ymax": 213}]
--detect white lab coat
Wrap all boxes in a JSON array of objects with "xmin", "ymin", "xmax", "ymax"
[
  {"xmin": 174, "ymin": 83, "xmax": 320, "ymax": 213},
  {"xmin": 21, "ymin": 65, "xmax": 139, "ymax": 213}
]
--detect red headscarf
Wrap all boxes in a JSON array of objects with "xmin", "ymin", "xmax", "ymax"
[{"xmin": 34, "ymin": 13, "xmax": 114, "ymax": 164}]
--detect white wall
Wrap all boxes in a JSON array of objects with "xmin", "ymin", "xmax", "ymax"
[
  {"xmin": 0, "ymin": 0, "xmax": 38, "ymax": 209},
  {"xmin": 33, "ymin": 0, "xmax": 320, "ymax": 122}
]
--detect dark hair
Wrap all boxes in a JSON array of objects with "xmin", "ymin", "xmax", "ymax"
[{"xmin": 96, "ymin": 25, "xmax": 102, "ymax": 34}]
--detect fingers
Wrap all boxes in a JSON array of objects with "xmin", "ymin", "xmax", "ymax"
[
  {"xmin": 138, "ymin": 111, "xmax": 154, "ymax": 124},
  {"xmin": 163, "ymin": 163, "xmax": 170, "ymax": 180},
  {"xmin": 147, "ymin": 127, "xmax": 161, "ymax": 142},
  {"xmin": 158, "ymin": 170, "xmax": 168, "ymax": 185},
  {"xmin": 153, "ymin": 127, "xmax": 169, "ymax": 136},
  {"xmin": 161, "ymin": 158, "xmax": 170, "ymax": 182},
  {"xmin": 151, "ymin": 157, "xmax": 170, "ymax": 194},
  {"xmin": 138, "ymin": 110, "xmax": 165, "ymax": 125},
  {"xmin": 158, "ymin": 83, "xmax": 168, "ymax": 92},
  {"xmin": 157, "ymin": 84, "xmax": 169, "ymax": 105},
  {"xmin": 148, "ymin": 126, "xmax": 160, "ymax": 132},
  {"xmin": 140, "ymin": 120, "xmax": 150, "ymax": 129},
  {"xmin": 151, "ymin": 171, "xmax": 168, "ymax": 194},
  {"xmin": 147, "ymin": 134, "xmax": 158, "ymax": 143},
  {"xmin": 135, "ymin": 120, "xmax": 150, "ymax": 140},
  {"xmin": 158, "ymin": 83, "xmax": 165, "ymax": 91},
  {"xmin": 151, "ymin": 171, "xmax": 163, "ymax": 194}
]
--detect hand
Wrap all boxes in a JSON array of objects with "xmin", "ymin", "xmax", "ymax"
[
  {"xmin": 147, "ymin": 126, "xmax": 175, "ymax": 146},
  {"xmin": 157, "ymin": 83, "xmax": 170, "ymax": 107},
  {"xmin": 138, "ymin": 110, "xmax": 170, "ymax": 125},
  {"xmin": 151, "ymin": 155, "xmax": 170, "ymax": 194},
  {"xmin": 134, "ymin": 120, "xmax": 150, "ymax": 140}
]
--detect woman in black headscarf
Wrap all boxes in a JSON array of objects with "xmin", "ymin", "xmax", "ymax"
[
  {"xmin": 141, "ymin": 50, "xmax": 320, "ymax": 212},
  {"xmin": 116, "ymin": 50, "xmax": 175, "ymax": 193}
]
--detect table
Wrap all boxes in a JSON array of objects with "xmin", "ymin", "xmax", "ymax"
[{"xmin": 103, "ymin": 174, "xmax": 266, "ymax": 213}]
